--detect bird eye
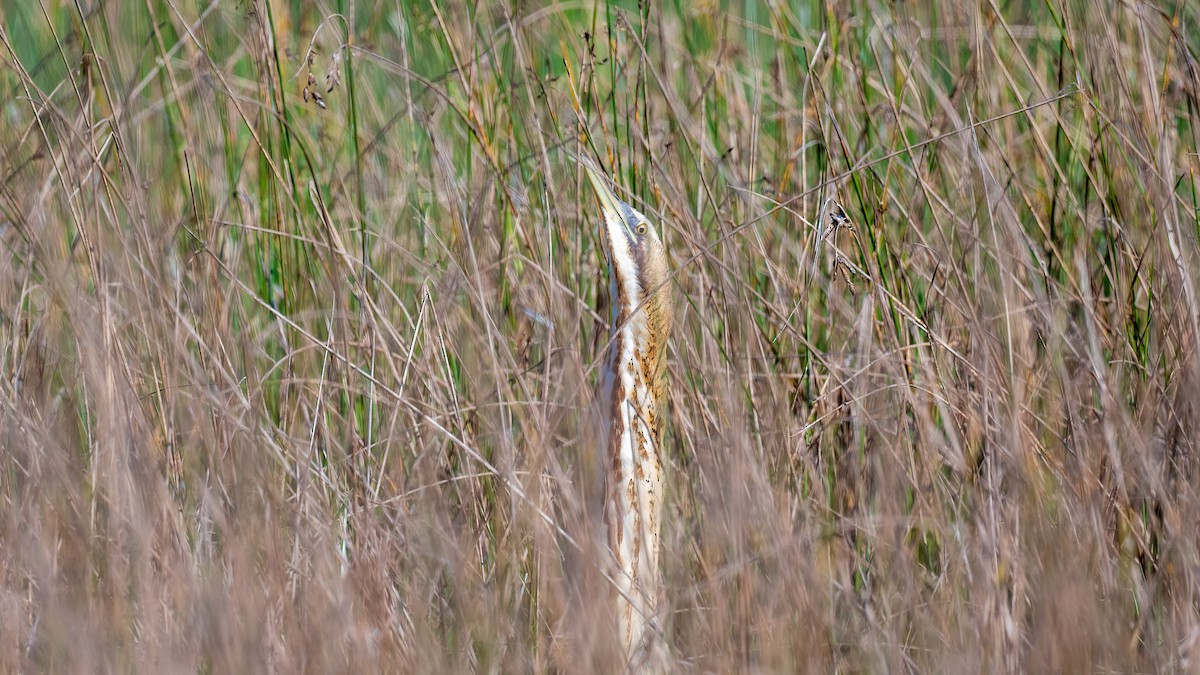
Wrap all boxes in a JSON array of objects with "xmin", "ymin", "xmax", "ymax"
[{"xmin": 636, "ymin": 223, "xmax": 647, "ymax": 235}]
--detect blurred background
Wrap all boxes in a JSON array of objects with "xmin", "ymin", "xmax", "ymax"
[{"xmin": 2, "ymin": 0, "xmax": 1199, "ymax": 671}]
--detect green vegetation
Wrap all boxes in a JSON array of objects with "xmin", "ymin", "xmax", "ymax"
[{"xmin": 2, "ymin": 0, "xmax": 1199, "ymax": 671}]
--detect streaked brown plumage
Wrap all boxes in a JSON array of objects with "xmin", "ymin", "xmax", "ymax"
[{"xmin": 581, "ymin": 158, "xmax": 672, "ymax": 670}]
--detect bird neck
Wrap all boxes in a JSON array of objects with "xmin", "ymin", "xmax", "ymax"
[{"xmin": 604, "ymin": 294, "xmax": 669, "ymax": 660}]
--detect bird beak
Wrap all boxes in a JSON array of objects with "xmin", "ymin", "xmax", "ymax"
[{"xmin": 580, "ymin": 157, "xmax": 637, "ymax": 241}]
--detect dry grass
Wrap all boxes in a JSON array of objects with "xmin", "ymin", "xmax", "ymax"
[{"xmin": 2, "ymin": 0, "xmax": 1200, "ymax": 672}]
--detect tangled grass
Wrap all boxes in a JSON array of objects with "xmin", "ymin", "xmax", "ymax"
[{"xmin": 2, "ymin": 0, "xmax": 1200, "ymax": 671}]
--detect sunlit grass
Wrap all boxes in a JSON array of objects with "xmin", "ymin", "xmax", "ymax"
[{"xmin": 2, "ymin": 0, "xmax": 1199, "ymax": 671}]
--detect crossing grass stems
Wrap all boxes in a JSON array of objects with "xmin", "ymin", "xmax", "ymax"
[{"xmin": 1, "ymin": 1, "xmax": 1199, "ymax": 672}]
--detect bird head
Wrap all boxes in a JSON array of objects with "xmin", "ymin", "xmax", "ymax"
[{"xmin": 579, "ymin": 157, "xmax": 671, "ymax": 332}]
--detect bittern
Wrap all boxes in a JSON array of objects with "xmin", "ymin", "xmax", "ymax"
[{"xmin": 580, "ymin": 158, "xmax": 673, "ymax": 669}]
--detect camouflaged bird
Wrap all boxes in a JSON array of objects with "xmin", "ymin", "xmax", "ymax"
[{"xmin": 580, "ymin": 157, "xmax": 673, "ymax": 671}]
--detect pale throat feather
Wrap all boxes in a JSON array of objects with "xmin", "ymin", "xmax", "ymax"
[{"xmin": 611, "ymin": 317, "xmax": 664, "ymax": 655}]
